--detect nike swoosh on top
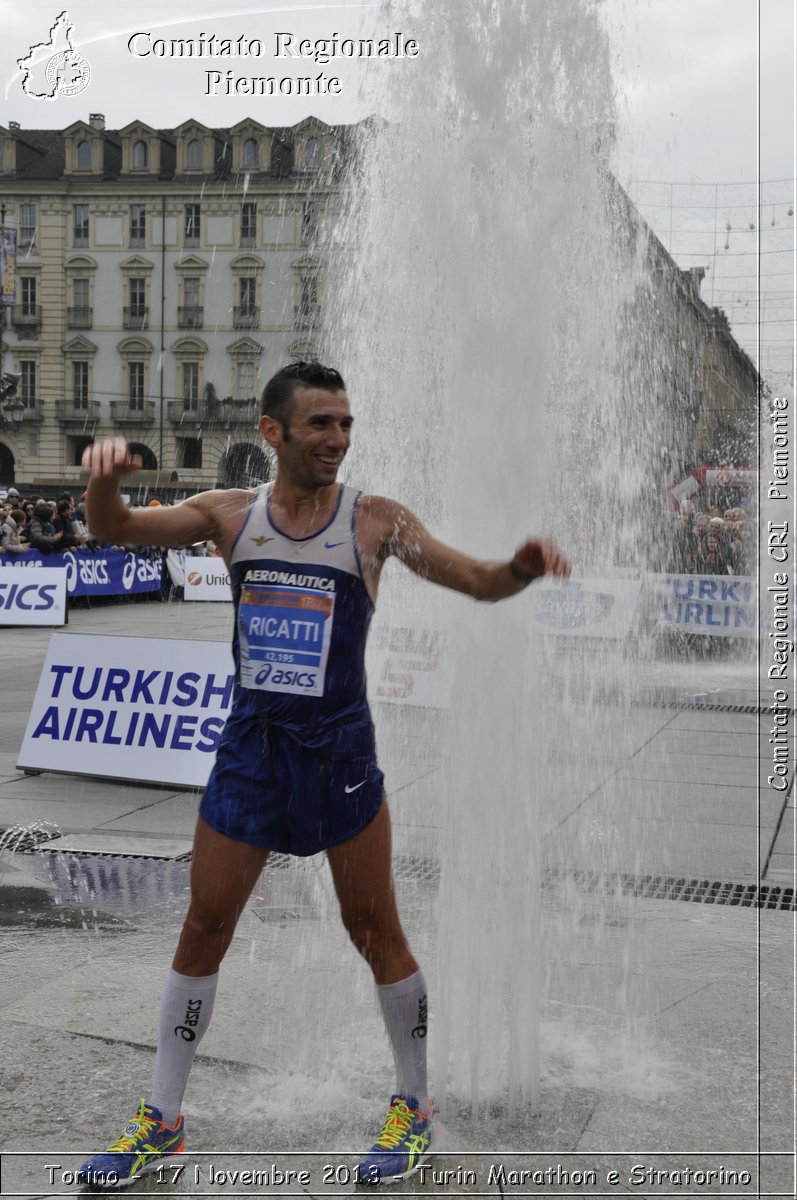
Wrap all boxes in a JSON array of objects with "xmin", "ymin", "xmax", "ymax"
[
  {"xmin": 344, "ymin": 780, "xmax": 367, "ymax": 793},
  {"xmin": 324, "ymin": 540, "xmax": 347, "ymax": 549}
]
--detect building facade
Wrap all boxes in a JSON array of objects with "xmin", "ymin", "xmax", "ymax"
[{"xmin": 0, "ymin": 113, "xmax": 353, "ymax": 492}]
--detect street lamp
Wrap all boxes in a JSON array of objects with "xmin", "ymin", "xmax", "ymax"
[{"xmin": 0, "ymin": 370, "xmax": 25, "ymax": 427}]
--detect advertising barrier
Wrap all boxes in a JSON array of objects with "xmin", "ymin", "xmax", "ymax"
[
  {"xmin": 528, "ymin": 578, "xmax": 643, "ymax": 639},
  {"xmin": 18, "ymin": 633, "xmax": 235, "ymax": 787},
  {"xmin": 0, "ymin": 567, "xmax": 68, "ymax": 626},
  {"xmin": 0, "ymin": 547, "xmax": 163, "ymax": 597},
  {"xmin": 644, "ymin": 573, "xmax": 756, "ymax": 638},
  {"xmin": 367, "ymin": 617, "xmax": 448, "ymax": 707},
  {"xmin": 182, "ymin": 555, "xmax": 233, "ymax": 601}
]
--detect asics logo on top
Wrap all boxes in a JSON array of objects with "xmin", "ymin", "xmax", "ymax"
[
  {"xmin": 250, "ymin": 536, "xmax": 274, "ymax": 546},
  {"xmin": 324, "ymin": 540, "xmax": 347, "ymax": 549},
  {"xmin": 344, "ymin": 779, "xmax": 367, "ymax": 793}
]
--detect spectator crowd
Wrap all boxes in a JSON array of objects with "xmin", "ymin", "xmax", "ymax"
[{"xmin": 653, "ymin": 502, "xmax": 757, "ymax": 577}]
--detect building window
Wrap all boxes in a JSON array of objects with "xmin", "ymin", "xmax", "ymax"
[
  {"xmin": 236, "ymin": 360, "xmax": 256, "ymax": 400},
  {"xmin": 304, "ymin": 137, "xmax": 320, "ymax": 169},
  {"xmin": 132, "ymin": 140, "xmax": 148, "ymax": 169},
  {"xmin": 76, "ymin": 140, "xmax": 92, "ymax": 169},
  {"xmin": 241, "ymin": 202, "xmax": 256, "ymax": 245},
  {"xmin": 298, "ymin": 276, "xmax": 318, "ymax": 326},
  {"xmin": 129, "ymin": 361, "xmax": 145, "ymax": 410},
  {"xmin": 243, "ymin": 137, "xmax": 259, "ymax": 168},
  {"xmin": 179, "ymin": 277, "xmax": 202, "ymax": 327},
  {"xmin": 185, "ymin": 204, "xmax": 200, "ymax": 246},
  {"xmin": 19, "ymin": 204, "xmax": 36, "ymax": 246},
  {"xmin": 187, "ymin": 139, "xmax": 203, "ymax": 169},
  {"xmin": 178, "ymin": 437, "xmax": 203, "ymax": 469},
  {"xmin": 20, "ymin": 361, "xmax": 36, "ymax": 407},
  {"xmin": 240, "ymin": 277, "xmax": 256, "ymax": 314},
  {"xmin": 73, "ymin": 361, "xmax": 89, "ymax": 410},
  {"xmin": 182, "ymin": 362, "xmax": 199, "ymax": 410},
  {"xmin": 130, "ymin": 279, "xmax": 146, "ymax": 313},
  {"xmin": 73, "ymin": 204, "xmax": 89, "ymax": 247},
  {"xmin": 69, "ymin": 278, "xmax": 91, "ymax": 327},
  {"xmin": 20, "ymin": 277, "xmax": 37, "ymax": 316},
  {"xmin": 130, "ymin": 204, "xmax": 146, "ymax": 246},
  {"xmin": 302, "ymin": 202, "xmax": 318, "ymax": 246}
]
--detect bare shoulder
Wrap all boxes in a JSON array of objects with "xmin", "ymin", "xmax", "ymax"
[
  {"xmin": 190, "ymin": 487, "xmax": 256, "ymax": 543},
  {"xmin": 355, "ymin": 493, "xmax": 425, "ymax": 563}
]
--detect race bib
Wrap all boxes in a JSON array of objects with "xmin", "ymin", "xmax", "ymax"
[{"xmin": 238, "ymin": 585, "xmax": 335, "ymax": 697}]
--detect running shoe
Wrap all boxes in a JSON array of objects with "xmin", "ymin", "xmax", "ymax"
[
  {"xmin": 76, "ymin": 1099, "xmax": 185, "ymax": 1190},
  {"xmin": 357, "ymin": 1093, "xmax": 433, "ymax": 1184}
]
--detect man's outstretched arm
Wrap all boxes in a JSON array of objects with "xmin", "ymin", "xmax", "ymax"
[
  {"xmin": 82, "ymin": 438, "xmax": 219, "ymax": 548},
  {"xmin": 362, "ymin": 496, "xmax": 570, "ymax": 601}
]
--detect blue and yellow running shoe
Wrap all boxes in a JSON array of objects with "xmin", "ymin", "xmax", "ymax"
[
  {"xmin": 76, "ymin": 1099, "xmax": 185, "ymax": 1190},
  {"xmin": 357, "ymin": 1094, "xmax": 433, "ymax": 1184}
]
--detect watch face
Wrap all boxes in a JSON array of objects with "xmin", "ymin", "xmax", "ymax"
[{"xmin": 45, "ymin": 50, "xmax": 91, "ymax": 97}]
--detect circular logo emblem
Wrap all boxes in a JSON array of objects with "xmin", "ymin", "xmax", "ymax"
[
  {"xmin": 122, "ymin": 552, "xmax": 137, "ymax": 591},
  {"xmin": 45, "ymin": 50, "xmax": 91, "ymax": 97},
  {"xmin": 187, "ymin": 572, "xmax": 202, "ymax": 586},
  {"xmin": 174, "ymin": 1025, "xmax": 196, "ymax": 1042},
  {"xmin": 62, "ymin": 550, "xmax": 78, "ymax": 592}
]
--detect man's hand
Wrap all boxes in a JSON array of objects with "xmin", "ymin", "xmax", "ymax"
[
  {"xmin": 511, "ymin": 537, "xmax": 571, "ymax": 583},
  {"xmin": 82, "ymin": 438, "xmax": 143, "ymax": 480}
]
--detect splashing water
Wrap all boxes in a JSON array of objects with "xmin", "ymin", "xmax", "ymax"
[{"xmin": 327, "ymin": 0, "xmax": 673, "ymax": 1115}]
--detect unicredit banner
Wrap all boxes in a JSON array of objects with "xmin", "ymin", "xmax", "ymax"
[
  {"xmin": 528, "ymin": 578, "xmax": 643, "ymax": 638},
  {"xmin": 182, "ymin": 555, "xmax": 233, "ymax": 601},
  {"xmin": 0, "ymin": 548, "xmax": 163, "ymax": 596},
  {"xmin": 0, "ymin": 567, "xmax": 67, "ymax": 626},
  {"xmin": 18, "ymin": 633, "xmax": 235, "ymax": 787}
]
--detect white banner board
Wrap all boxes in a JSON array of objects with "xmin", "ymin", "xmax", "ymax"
[
  {"xmin": 182, "ymin": 556, "xmax": 232, "ymax": 601},
  {"xmin": 0, "ymin": 567, "xmax": 67, "ymax": 626},
  {"xmin": 367, "ymin": 617, "xmax": 448, "ymax": 707},
  {"xmin": 527, "ymin": 578, "xmax": 643, "ymax": 638},
  {"xmin": 18, "ymin": 634, "xmax": 235, "ymax": 787}
]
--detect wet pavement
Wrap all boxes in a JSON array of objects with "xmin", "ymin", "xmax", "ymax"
[{"xmin": 0, "ymin": 605, "xmax": 794, "ymax": 1198}]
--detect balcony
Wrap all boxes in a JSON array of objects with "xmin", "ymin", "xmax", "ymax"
[
  {"xmin": 167, "ymin": 401, "xmax": 204, "ymax": 425},
  {"xmin": 167, "ymin": 400, "xmax": 259, "ymax": 427},
  {"xmin": 233, "ymin": 306, "xmax": 260, "ymax": 329},
  {"xmin": 11, "ymin": 305, "xmax": 42, "ymax": 335},
  {"xmin": 293, "ymin": 305, "xmax": 320, "ymax": 331},
  {"xmin": 67, "ymin": 306, "xmax": 93, "ymax": 328},
  {"xmin": 123, "ymin": 306, "xmax": 149, "ymax": 330},
  {"xmin": 57, "ymin": 400, "xmax": 100, "ymax": 425},
  {"xmin": 110, "ymin": 400, "xmax": 156, "ymax": 425},
  {"xmin": 178, "ymin": 305, "xmax": 204, "ymax": 329}
]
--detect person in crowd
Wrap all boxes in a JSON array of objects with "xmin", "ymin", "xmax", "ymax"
[{"xmin": 1, "ymin": 508, "xmax": 31, "ymax": 554}]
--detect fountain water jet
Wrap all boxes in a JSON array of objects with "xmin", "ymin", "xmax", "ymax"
[{"xmin": 326, "ymin": 0, "xmax": 677, "ymax": 1119}]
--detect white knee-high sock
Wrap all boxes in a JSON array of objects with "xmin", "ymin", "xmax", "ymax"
[
  {"xmin": 376, "ymin": 970, "xmax": 429, "ymax": 1108},
  {"xmin": 149, "ymin": 969, "xmax": 218, "ymax": 1125}
]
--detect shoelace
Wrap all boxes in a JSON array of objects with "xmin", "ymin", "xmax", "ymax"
[
  {"xmin": 375, "ymin": 1100, "xmax": 416, "ymax": 1149},
  {"xmin": 108, "ymin": 1106, "xmax": 158, "ymax": 1153}
]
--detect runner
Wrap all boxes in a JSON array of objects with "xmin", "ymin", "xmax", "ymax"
[{"xmin": 77, "ymin": 361, "xmax": 569, "ymax": 1188}]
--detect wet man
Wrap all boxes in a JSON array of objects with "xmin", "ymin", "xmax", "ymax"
[{"xmin": 77, "ymin": 361, "xmax": 569, "ymax": 1188}]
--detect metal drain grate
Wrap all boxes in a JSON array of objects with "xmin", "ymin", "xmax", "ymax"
[{"xmin": 548, "ymin": 868, "xmax": 796, "ymax": 911}]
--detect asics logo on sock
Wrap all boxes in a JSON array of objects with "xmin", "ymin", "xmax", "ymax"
[
  {"xmin": 174, "ymin": 997, "xmax": 202, "ymax": 1041},
  {"xmin": 411, "ymin": 994, "xmax": 428, "ymax": 1039}
]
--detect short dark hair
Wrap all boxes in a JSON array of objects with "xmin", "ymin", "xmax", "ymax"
[{"xmin": 260, "ymin": 361, "xmax": 345, "ymax": 432}]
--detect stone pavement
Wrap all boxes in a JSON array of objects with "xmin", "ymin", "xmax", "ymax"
[{"xmin": 0, "ymin": 603, "xmax": 794, "ymax": 1198}]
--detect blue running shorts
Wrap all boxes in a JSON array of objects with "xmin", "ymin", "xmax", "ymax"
[{"xmin": 199, "ymin": 714, "xmax": 385, "ymax": 856}]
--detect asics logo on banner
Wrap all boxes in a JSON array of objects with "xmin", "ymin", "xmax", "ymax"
[
  {"xmin": 122, "ymin": 552, "xmax": 138, "ymax": 591},
  {"xmin": 255, "ymin": 664, "xmax": 318, "ymax": 689},
  {"xmin": 174, "ymin": 998, "xmax": 202, "ymax": 1041},
  {"xmin": 411, "ymin": 995, "xmax": 428, "ymax": 1039},
  {"xmin": 63, "ymin": 550, "xmax": 78, "ymax": 590},
  {"xmin": 344, "ymin": 779, "xmax": 367, "ymax": 794}
]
